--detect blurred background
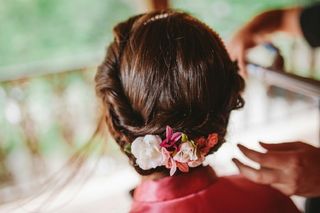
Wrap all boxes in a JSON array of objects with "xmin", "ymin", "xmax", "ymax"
[{"xmin": 0, "ymin": 0, "xmax": 320, "ymax": 212}]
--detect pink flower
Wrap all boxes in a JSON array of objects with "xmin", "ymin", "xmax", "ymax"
[
  {"xmin": 169, "ymin": 158, "xmax": 177, "ymax": 176},
  {"xmin": 161, "ymin": 147, "xmax": 171, "ymax": 167},
  {"xmin": 161, "ymin": 147, "xmax": 177, "ymax": 176},
  {"xmin": 160, "ymin": 126, "xmax": 182, "ymax": 150}
]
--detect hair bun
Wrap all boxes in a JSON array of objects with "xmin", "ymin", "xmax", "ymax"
[{"xmin": 95, "ymin": 10, "xmax": 245, "ymax": 175}]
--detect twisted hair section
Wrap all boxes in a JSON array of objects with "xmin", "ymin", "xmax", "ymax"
[{"xmin": 96, "ymin": 15, "xmax": 143, "ymax": 148}]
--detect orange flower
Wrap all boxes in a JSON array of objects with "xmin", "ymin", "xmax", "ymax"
[
  {"xmin": 207, "ymin": 133, "xmax": 218, "ymax": 148},
  {"xmin": 196, "ymin": 133, "xmax": 219, "ymax": 155},
  {"xmin": 176, "ymin": 162, "xmax": 189, "ymax": 173},
  {"xmin": 196, "ymin": 136, "xmax": 207, "ymax": 147}
]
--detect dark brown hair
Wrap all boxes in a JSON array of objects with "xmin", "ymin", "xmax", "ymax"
[{"xmin": 95, "ymin": 10, "xmax": 245, "ymax": 175}]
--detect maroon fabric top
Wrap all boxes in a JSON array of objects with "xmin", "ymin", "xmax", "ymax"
[{"xmin": 131, "ymin": 166, "xmax": 300, "ymax": 213}]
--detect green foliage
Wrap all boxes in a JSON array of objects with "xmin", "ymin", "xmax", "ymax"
[
  {"xmin": 0, "ymin": 0, "xmax": 134, "ymax": 67},
  {"xmin": 171, "ymin": 0, "xmax": 306, "ymax": 38},
  {"xmin": 1, "ymin": 0, "xmax": 319, "ymax": 68}
]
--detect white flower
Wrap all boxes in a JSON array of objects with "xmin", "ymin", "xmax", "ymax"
[
  {"xmin": 188, "ymin": 154, "xmax": 205, "ymax": 167},
  {"xmin": 131, "ymin": 135, "xmax": 163, "ymax": 170},
  {"xmin": 173, "ymin": 142, "xmax": 198, "ymax": 163}
]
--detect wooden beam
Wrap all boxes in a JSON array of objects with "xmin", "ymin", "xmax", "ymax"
[{"xmin": 145, "ymin": 0, "xmax": 169, "ymax": 11}]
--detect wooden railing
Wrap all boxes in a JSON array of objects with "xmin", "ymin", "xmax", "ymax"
[
  {"xmin": 248, "ymin": 64, "xmax": 320, "ymax": 99},
  {"xmin": 248, "ymin": 64, "xmax": 320, "ymax": 142}
]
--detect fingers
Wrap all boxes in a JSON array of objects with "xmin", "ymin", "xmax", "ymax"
[
  {"xmin": 233, "ymin": 158, "xmax": 295, "ymax": 195},
  {"xmin": 232, "ymin": 158, "xmax": 282, "ymax": 184},
  {"xmin": 237, "ymin": 144, "xmax": 285, "ymax": 169},
  {"xmin": 237, "ymin": 52, "xmax": 248, "ymax": 78},
  {"xmin": 227, "ymin": 37, "xmax": 248, "ymax": 78},
  {"xmin": 259, "ymin": 141, "xmax": 308, "ymax": 151}
]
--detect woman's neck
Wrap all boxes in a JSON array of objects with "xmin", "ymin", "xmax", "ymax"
[
  {"xmin": 141, "ymin": 172, "xmax": 169, "ymax": 182},
  {"xmin": 140, "ymin": 166, "xmax": 213, "ymax": 182}
]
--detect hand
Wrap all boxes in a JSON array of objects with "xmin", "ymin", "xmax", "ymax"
[
  {"xmin": 228, "ymin": 7, "xmax": 302, "ymax": 76},
  {"xmin": 233, "ymin": 141, "xmax": 320, "ymax": 197},
  {"xmin": 228, "ymin": 28, "xmax": 258, "ymax": 77}
]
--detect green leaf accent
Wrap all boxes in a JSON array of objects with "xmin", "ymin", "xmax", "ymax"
[
  {"xmin": 124, "ymin": 143, "xmax": 132, "ymax": 154},
  {"xmin": 190, "ymin": 140, "xmax": 196, "ymax": 147},
  {"xmin": 181, "ymin": 133, "xmax": 188, "ymax": 142}
]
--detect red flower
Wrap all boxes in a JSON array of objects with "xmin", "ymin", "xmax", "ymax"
[
  {"xmin": 196, "ymin": 133, "xmax": 219, "ymax": 155},
  {"xmin": 207, "ymin": 133, "xmax": 218, "ymax": 148},
  {"xmin": 176, "ymin": 162, "xmax": 189, "ymax": 173},
  {"xmin": 196, "ymin": 136, "xmax": 207, "ymax": 147}
]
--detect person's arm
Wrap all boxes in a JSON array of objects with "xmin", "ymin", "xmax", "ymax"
[
  {"xmin": 233, "ymin": 141, "xmax": 320, "ymax": 197},
  {"xmin": 229, "ymin": 7, "xmax": 302, "ymax": 75}
]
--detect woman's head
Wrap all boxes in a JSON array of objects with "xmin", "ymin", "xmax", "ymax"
[{"xmin": 95, "ymin": 10, "xmax": 245, "ymax": 175}]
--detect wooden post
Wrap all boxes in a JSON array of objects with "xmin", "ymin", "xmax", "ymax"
[
  {"xmin": 145, "ymin": 0, "xmax": 169, "ymax": 11},
  {"xmin": 133, "ymin": 0, "xmax": 169, "ymax": 13}
]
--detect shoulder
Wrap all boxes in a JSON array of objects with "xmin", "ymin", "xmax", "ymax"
[
  {"xmin": 218, "ymin": 175, "xmax": 288, "ymax": 201},
  {"xmin": 214, "ymin": 175, "xmax": 300, "ymax": 212}
]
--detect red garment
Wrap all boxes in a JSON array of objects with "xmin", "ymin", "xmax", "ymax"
[{"xmin": 131, "ymin": 166, "xmax": 300, "ymax": 213}]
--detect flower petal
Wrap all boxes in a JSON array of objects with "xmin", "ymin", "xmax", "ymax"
[
  {"xmin": 166, "ymin": 126, "xmax": 173, "ymax": 139},
  {"xmin": 207, "ymin": 133, "xmax": 218, "ymax": 148},
  {"xmin": 169, "ymin": 159, "xmax": 177, "ymax": 176},
  {"xmin": 144, "ymin": 135, "xmax": 162, "ymax": 146},
  {"xmin": 161, "ymin": 147, "xmax": 171, "ymax": 166},
  {"xmin": 171, "ymin": 132, "xmax": 182, "ymax": 142},
  {"xmin": 132, "ymin": 135, "xmax": 163, "ymax": 170},
  {"xmin": 177, "ymin": 162, "xmax": 189, "ymax": 173},
  {"xmin": 188, "ymin": 155, "xmax": 205, "ymax": 167},
  {"xmin": 160, "ymin": 138, "xmax": 168, "ymax": 147},
  {"xmin": 196, "ymin": 137, "xmax": 207, "ymax": 153},
  {"xmin": 131, "ymin": 137, "xmax": 144, "ymax": 157}
]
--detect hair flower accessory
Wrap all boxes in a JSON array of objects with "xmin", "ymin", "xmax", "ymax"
[
  {"xmin": 173, "ymin": 133, "xmax": 197, "ymax": 163},
  {"xmin": 160, "ymin": 126, "xmax": 182, "ymax": 150},
  {"xmin": 130, "ymin": 126, "xmax": 219, "ymax": 176},
  {"xmin": 131, "ymin": 135, "xmax": 163, "ymax": 170},
  {"xmin": 197, "ymin": 133, "xmax": 218, "ymax": 155}
]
